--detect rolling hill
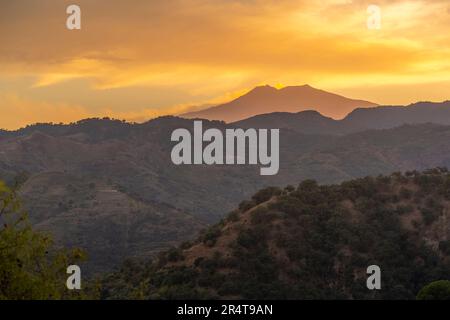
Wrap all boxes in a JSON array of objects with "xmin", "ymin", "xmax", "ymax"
[{"xmin": 101, "ymin": 169, "xmax": 450, "ymax": 299}]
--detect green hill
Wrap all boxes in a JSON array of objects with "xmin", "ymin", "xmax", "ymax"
[{"xmin": 101, "ymin": 169, "xmax": 450, "ymax": 300}]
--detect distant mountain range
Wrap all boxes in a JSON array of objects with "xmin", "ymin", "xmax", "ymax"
[
  {"xmin": 181, "ymin": 85, "xmax": 377, "ymax": 122},
  {"xmin": 2, "ymin": 95, "xmax": 450, "ymax": 273},
  {"xmin": 235, "ymin": 100, "xmax": 450, "ymax": 135}
]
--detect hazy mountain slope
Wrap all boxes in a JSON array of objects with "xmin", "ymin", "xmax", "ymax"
[
  {"xmin": 103, "ymin": 169, "xmax": 450, "ymax": 300},
  {"xmin": 343, "ymin": 101, "xmax": 450, "ymax": 129},
  {"xmin": 2, "ymin": 118, "xmax": 450, "ymax": 272},
  {"xmin": 19, "ymin": 171, "xmax": 206, "ymax": 275},
  {"xmin": 182, "ymin": 85, "xmax": 376, "ymax": 122},
  {"xmin": 233, "ymin": 110, "xmax": 360, "ymax": 135},
  {"xmin": 234, "ymin": 101, "xmax": 450, "ymax": 135}
]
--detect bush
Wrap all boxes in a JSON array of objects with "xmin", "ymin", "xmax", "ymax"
[
  {"xmin": 421, "ymin": 208, "xmax": 438, "ymax": 226},
  {"xmin": 399, "ymin": 187, "xmax": 412, "ymax": 200},
  {"xmin": 236, "ymin": 230, "xmax": 258, "ymax": 249},
  {"xmin": 201, "ymin": 225, "xmax": 222, "ymax": 247},
  {"xmin": 0, "ymin": 181, "xmax": 90, "ymax": 300},
  {"xmin": 251, "ymin": 207, "xmax": 277, "ymax": 225},
  {"xmin": 226, "ymin": 210, "xmax": 240, "ymax": 222},
  {"xmin": 417, "ymin": 280, "xmax": 450, "ymax": 300},
  {"xmin": 439, "ymin": 240, "xmax": 450, "ymax": 255},
  {"xmin": 395, "ymin": 204, "xmax": 413, "ymax": 215},
  {"xmin": 167, "ymin": 247, "xmax": 184, "ymax": 262},
  {"xmin": 252, "ymin": 187, "xmax": 282, "ymax": 205},
  {"xmin": 239, "ymin": 200, "xmax": 256, "ymax": 212}
]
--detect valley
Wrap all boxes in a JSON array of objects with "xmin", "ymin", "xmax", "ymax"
[{"xmin": 2, "ymin": 95, "xmax": 450, "ymax": 274}]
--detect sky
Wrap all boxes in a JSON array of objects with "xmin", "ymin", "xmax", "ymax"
[{"xmin": 0, "ymin": 0, "xmax": 450, "ymax": 129}]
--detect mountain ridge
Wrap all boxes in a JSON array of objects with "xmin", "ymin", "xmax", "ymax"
[
  {"xmin": 181, "ymin": 84, "xmax": 377, "ymax": 122},
  {"xmin": 234, "ymin": 100, "xmax": 450, "ymax": 135},
  {"xmin": 2, "ymin": 100, "xmax": 450, "ymax": 138}
]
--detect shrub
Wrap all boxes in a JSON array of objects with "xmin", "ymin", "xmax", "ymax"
[
  {"xmin": 226, "ymin": 210, "xmax": 240, "ymax": 222},
  {"xmin": 399, "ymin": 187, "xmax": 412, "ymax": 200},
  {"xmin": 167, "ymin": 247, "xmax": 184, "ymax": 262},
  {"xmin": 252, "ymin": 187, "xmax": 282, "ymax": 205},
  {"xmin": 421, "ymin": 208, "xmax": 438, "ymax": 226},
  {"xmin": 201, "ymin": 225, "xmax": 222, "ymax": 247},
  {"xmin": 417, "ymin": 280, "xmax": 450, "ymax": 300},
  {"xmin": 251, "ymin": 207, "xmax": 277, "ymax": 225},
  {"xmin": 439, "ymin": 240, "xmax": 450, "ymax": 255},
  {"xmin": 239, "ymin": 200, "xmax": 256, "ymax": 212}
]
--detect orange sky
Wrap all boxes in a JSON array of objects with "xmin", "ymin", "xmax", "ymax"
[{"xmin": 1, "ymin": 0, "xmax": 450, "ymax": 129}]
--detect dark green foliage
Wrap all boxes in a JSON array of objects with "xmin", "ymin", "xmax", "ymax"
[
  {"xmin": 200, "ymin": 225, "xmax": 222, "ymax": 247},
  {"xmin": 226, "ymin": 210, "xmax": 240, "ymax": 223},
  {"xmin": 180, "ymin": 241, "xmax": 193, "ymax": 250},
  {"xmin": 239, "ymin": 200, "xmax": 256, "ymax": 212},
  {"xmin": 250, "ymin": 206, "xmax": 278, "ymax": 225},
  {"xmin": 251, "ymin": 187, "xmax": 282, "ymax": 205},
  {"xmin": 417, "ymin": 280, "xmax": 450, "ymax": 300},
  {"xmin": 103, "ymin": 170, "xmax": 450, "ymax": 300},
  {"xmin": 421, "ymin": 208, "xmax": 438, "ymax": 225},
  {"xmin": 439, "ymin": 241, "xmax": 450, "ymax": 255},
  {"xmin": 148, "ymin": 267, "xmax": 215, "ymax": 299},
  {"xmin": 395, "ymin": 204, "xmax": 414, "ymax": 215},
  {"xmin": 167, "ymin": 247, "xmax": 184, "ymax": 262},
  {"xmin": 399, "ymin": 187, "xmax": 412, "ymax": 200},
  {"xmin": 100, "ymin": 258, "xmax": 153, "ymax": 299},
  {"xmin": 0, "ymin": 181, "xmax": 94, "ymax": 300}
]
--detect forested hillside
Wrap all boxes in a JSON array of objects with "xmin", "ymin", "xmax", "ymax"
[
  {"xmin": 101, "ymin": 169, "xmax": 450, "ymax": 300},
  {"xmin": 2, "ymin": 104, "xmax": 450, "ymax": 273}
]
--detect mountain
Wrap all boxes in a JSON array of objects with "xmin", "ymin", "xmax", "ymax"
[
  {"xmin": 234, "ymin": 101, "xmax": 450, "ymax": 135},
  {"xmin": 181, "ymin": 85, "xmax": 377, "ymax": 122},
  {"xmin": 3, "ymin": 102, "xmax": 450, "ymax": 273},
  {"xmin": 344, "ymin": 101, "xmax": 450, "ymax": 129},
  {"xmin": 19, "ymin": 171, "xmax": 206, "ymax": 274},
  {"xmin": 101, "ymin": 169, "xmax": 450, "ymax": 300},
  {"xmin": 232, "ymin": 110, "xmax": 357, "ymax": 135}
]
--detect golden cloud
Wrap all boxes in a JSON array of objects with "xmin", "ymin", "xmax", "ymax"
[{"xmin": 0, "ymin": 0, "xmax": 449, "ymax": 127}]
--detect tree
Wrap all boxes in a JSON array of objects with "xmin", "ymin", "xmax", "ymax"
[
  {"xmin": 0, "ymin": 181, "xmax": 90, "ymax": 300},
  {"xmin": 417, "ymin": 280, "xmax": 450, "ymax": 300}
]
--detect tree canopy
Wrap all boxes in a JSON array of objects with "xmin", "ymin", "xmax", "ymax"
[
  {"xmin": 0, "ymin": 181, "xmax": 92, "ymax": 300},
  {"xmin": 417, "ymin": 280, "xmax": 450, "ymax": 300}
]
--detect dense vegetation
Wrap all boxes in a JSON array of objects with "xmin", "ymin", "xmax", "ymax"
[
  {"xmin": 417, "ymin": 280, "xmax": 450, "ymax": 300},
  {"xmin": 101, "ymin": 169, "xmax": 450, "ymax": 300},
  {"xmin": 0, "ymin": 180, "xmax": 96, "ymax": 299},
  {"xmin": 2, "ymin": 169, "xmax": 450, "ymax": 300}
]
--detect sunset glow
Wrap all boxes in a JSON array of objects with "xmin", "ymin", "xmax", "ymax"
[{"xmin": 1, "ymin": 0, "xmax": 450, "ymax": 129}]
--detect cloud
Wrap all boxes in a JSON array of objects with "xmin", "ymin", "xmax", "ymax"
[
  {"xmin": 0, "ymin": 94, "xmax": 91, "ymax": 130},
  {"xmin": 0, "ymin": 0, "xmax": 449, "ymax": 127},
  {"xmin": 2, "ymin": 0, "xmax": 447, "ymax": 74},
  {"xmin": 0, "ymin": 93, "xmax": 208, "ymax": 130}
]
